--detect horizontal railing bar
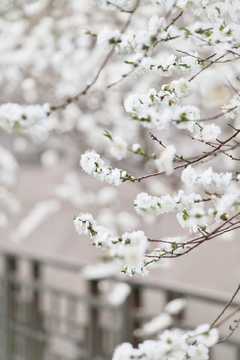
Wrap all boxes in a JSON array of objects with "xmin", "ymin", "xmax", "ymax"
[
  {"xmin": 45, "ymin": 349, "xmax": 89, "ymax": 360},
  {"xmin": 6, "ymin": 320, "xmax": 89, "ymax": 347},
  {"xmin": 7, "ymin": 321, "xmax": 47, "ymax": 343},
  {"xmin": 127, "ymin": 279, "xmax": 240, "ymax": 308},
  {"xmin": 0, "ymin": 241, "xmax": 87, "ymax": 272},
  {"xmin": 43, "ymin": 312, "xmax": 120, "ymax": 333},
  {"xmin": 3, "ymin": 275, "xmax": 123, "ymax": 310},
  {"xmin": 40, "ymin": 312, "xmax": 87, "ymax": 328},
  {"xmin": 0, "ymin": 242, "xmax": 239, "ymax": 315}
]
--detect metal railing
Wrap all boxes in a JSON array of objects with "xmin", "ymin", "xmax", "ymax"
[
  {"xmin": 0, "ymin": 242, "xmax": 239, "ymax": 360},
  {"xmin": 0, "ymin": 244, "xmax": 127, "ymax": 360}
]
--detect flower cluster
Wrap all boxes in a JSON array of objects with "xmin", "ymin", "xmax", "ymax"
[
  {"xmin": 0, "ymin": 102, "xmax": 50, "ymax": 133},
  {"xmin": 222, "ymin": 93, "xmax": 240, "ymax": 120},
  {"xmin": 134, "ymin": 191, "xmax": 207, "ymax": 234},
  {"xmin": 97, "ymin": 15, "xmax": 177, "ymax": 55},
  {"xmin": 0, "ymin": 0, "xmax": 40, "ymax": 12},
  {"xmin": 74, "ymin": 213, "xmax": 149, "ymax": 276},
  {"xmin": 210, "ymin": 191, "xmax": 240, "ymax": 222},
  {"xmin": 124, "ymin": 83, "xmax": 224, "ymax": 143},
  {"xmin": 0, "ymin": 0, "xmax": 239, "ymax": 357},
  {"xmin": 177, "ymin": 0, "xmax": 240, "ymax": 53},
  {"xmin": 80, "ymin": 150, "xmax": 127, "ymax": 186},
  {"xmin": 151, "ymin": 0, "xmax": 177, "ymax": 13},
  {"xmin": 124, "ymin": 84, "xmax": 201, "ymax": 131},
  {"xmin": 113, "ymin": 323, "xmax": 218, "ymax": 360},
  {"xmin": 181, "ymin": 166, "xmax": 232, "ymax": 189},
  {"xmin": 0, "ymin": 145, "xmax": 18, "ymax": 187},
  {"xmin": 125, "ymin": 53, "xmax": 201, "ymax": 78},
  {"xmin": 189, "ymin": 123, "xmax": 221, "ymax": 142},
  {"xmin": 133, "ymin": 297, "xmax": 187, "ymax": 337},
  {"xmin": 93, "ymin": 0, "xmax": 136, "ymax": 10},
  {"xmin": 149, "ymin": 236, "xmax": 184, "ymax": 261}
]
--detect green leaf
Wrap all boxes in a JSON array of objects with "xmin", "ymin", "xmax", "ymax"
[
  {"xmin": 215, "ymin": 6, "xmax": 220, "ymax": 15},
  {"xmin": 179, "ymin": 63, "xmax": 191, "ymax": 69},
  {"xmin": 180, "ymin": 27, "xmax": 192, "ymax": 38},
  {"xmin": 205, "ymin": 31, "xmax": 212, "ymax": 38},
  {"xmin": 150, "ymin": 35, "xmax": 157, "ymax": 43},
  {"xmin": 220, "ymin": 213, "xmax": 228, "ymax": 221},
  {"xmin": 109, "ymin": 37, "xmax": 116, "ymax": 44},
  {"xmin": 180, "ymin": 112, "xmax": 187, "ymax": 121},
  {"xmin": 104, "ymin": 130, "xmax": 113, "ymax": 141},
  {"xmin": 172, "ymin": 242, "xmax": 178, "ymax": 250},
  {"xmin": 84, "ymin": 28, "xmax": 97, "ymax": 36},
  {"xmin": 183, "ymin": 209, "xmax": 189, "ymax": 221},
  {"xmin": 124, "ymin": 60, "xmax": 134, "ymax": 65}
]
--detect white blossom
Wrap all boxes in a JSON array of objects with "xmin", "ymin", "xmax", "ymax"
[
  {"xmin": 192, "ymin": 123, "xmax": 221, "ymax": 142},
  {"xmin": 148, "ymin": 15, "xmax": 166, "ymax": 34},
  {"xmin": 132, "ymin": 143, "xmax": 142, "ymax": 152},
  {"xmin": 97, "ymin": 27, "xmax": 122, "ymax": 51},
  {"xmin": 188, "ymin": 343, "xmax": 209, "ymax": 360},
  {"xmin": 134, "ymin": 192, "xmax": 162, "ymax": 216},
  {"xmin": 155, "ymin": 145, "xmax": 176, "ymax": 175},
  {"xmin": 0, "ymin": 212, "xmax": 8, "ymax": 228},
  {"xmin": 82, "ymin": 263, "xmax": 120, "ymax": 280},
  {"xmin": 109, "ymin": 135, "xmax": 128, "ymax": 160},
  {"xmin": 112, "ymin": 343, "xmax": 133, "ymax": 360},
  {"xmin": 108, "ymin": 283, "xmax": 131, "ymax": 306},
  {"xmin": 188, "ymin": 324, "xmax": 219, "ymax": 347},
  {"xmin": 181, "ymin": 166, "xmax": 198, "ymax": 187},
  {"xmin": 134, "ymin": 313, "xmax": 173, "ymax": 337},
  {"xmin": 182, "ymin": 166, "xmax": 232, "ymax": 189},
  {"xmin": 171, "ymin": 78, "xmax": 191, "ymax": 98},
  {"xmin": 164, "ymin": 298, "xmax": 187, "ymax": 315},
  {"xmin": 0, "ymin": 103, "xmax": 49, "ymax": 132},
  {"xmin": 10, "ymin": 200, "xmax": 61, "ymax": 243},
  {"xmin": 41, "ymin": 150, "xmax": 59, "ymax": 168},
  {"xmin": 80, "ymin": 150, "xmax": 123, "ymax": 186}
]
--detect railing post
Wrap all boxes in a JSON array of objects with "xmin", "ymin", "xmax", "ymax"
[
  {"xmin": 165, "ymin": 290, "xmax": 185, "ymax": 322},
  {"xmin": 88, "ymin": 279, "xmax": 99, "ymax": 359},
  {"xmin": 131, "ymin": 285, "xmax": 142, "ymax": 348},
  {"xmin": 237, "ymin": 346, "xmax": 240, "ymax": 360},
  {"xmin": 3, "ymin": 255, "xmax": 17, "ymax": 360},
  {"xmin": 208, "ymin": 346, "xmax": 213, "ymax": 360},
  {"xmin": 29, "ymin": 261, "xmax": 45, "ymax": 360},
  {"xmin": 121, "ymin": 293, "xmax": 132, "ymax": 344}
]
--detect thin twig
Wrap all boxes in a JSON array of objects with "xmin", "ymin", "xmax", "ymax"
[
  {"xmin": 51, "ymin": 1, "xmax": 140, "ymax": 111},
  {"xmin": 216, "ymin": 316, "xmax": 240, "ymax": 344},
  {"xmin": 214, "ymin": 305, "xmax": 240, "ymax": 329},
  {"xmin": 122, "ymin": 126, "xmax": 240, "ymax": 182},
  {"xmin": 210, "ymin": 284, "xmax": 240, "ymax": 329},
  {"xmin": 189, "ymin": 54, "xmax": 227, "ymax": 82},
  {"xmin": 107, "ymin": 11, "xmax": 183, "ymax": 89}
]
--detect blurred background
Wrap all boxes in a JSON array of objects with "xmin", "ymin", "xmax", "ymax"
[{"xmin": 0, "ymin": 0, "xmax": 240, "ymax": 359}]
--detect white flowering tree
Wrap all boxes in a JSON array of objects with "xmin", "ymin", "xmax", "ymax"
[{"xmin": 1, "ymin": 0, "xmax": 240, "ymax": 359}]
